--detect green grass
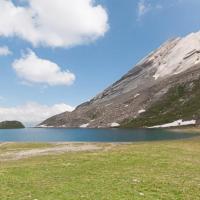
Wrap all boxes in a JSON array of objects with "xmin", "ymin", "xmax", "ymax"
[
  {"xmin": 0, "ymin": 139, "xmax": 200, "ymax": 200},
  {"xmin": 122, "ymin": 78, "xmax": 200, "ymax": 128}
]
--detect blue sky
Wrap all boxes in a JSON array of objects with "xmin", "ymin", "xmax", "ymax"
[{"xmin": 0, "ymin": 0, "xmax": 200, "ymax": 125}]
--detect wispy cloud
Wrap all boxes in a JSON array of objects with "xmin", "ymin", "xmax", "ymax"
[
  {"xmin": 137, "ymin": 0, "xmax": 151, "ymax": 20},
  {"xmin": 136, "ymin": 0, "xmax": 188, "ymax": 21},
  {"xmin": 137, "ymin": 0, "xmax": 163, "ymax": 21},
  {"xmin": 0, "ymin": 46, "xmax": 12, "ymax": 56}
]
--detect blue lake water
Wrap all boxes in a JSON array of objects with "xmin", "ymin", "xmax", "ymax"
[{"xmin": 0, "ymin": 128, "xmax": 199, "ymax": 142}]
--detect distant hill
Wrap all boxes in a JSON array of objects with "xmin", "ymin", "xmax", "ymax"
[
  {"xmin": 39, "ymin": 31, "xmax": 200, "ymax": 128},
  {"xmin": 0, "ymin": 121, "xmax": 25, "ymax": 129}
]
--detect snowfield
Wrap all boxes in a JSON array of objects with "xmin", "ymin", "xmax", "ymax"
[
  {"xmin": 149, "ymin": 119, "xmax": 196, "ymax": 128},
  {"xmin": 80, "ymin": 123, "xmax": 89, "ymax": 128},
  {"xmin": 111, "ymin": 122, "xmax": 120, "ymax": 127},
  {"xmin": 38, "ymin": 124, "xmax": 54, "ymax": 128},
  {"xmin": 138, "ymin": 109, "xmax": 146, "ymax": 114}
]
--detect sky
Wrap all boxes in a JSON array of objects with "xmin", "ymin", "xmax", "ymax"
[{"xmin": 0, "ymin": 0, "xmax": 200, "ymax": 126}]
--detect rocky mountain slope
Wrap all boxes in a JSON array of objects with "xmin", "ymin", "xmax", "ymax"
[{"xmin": 39, "ymin": 31, "xmax": 200, "ymax": 128}]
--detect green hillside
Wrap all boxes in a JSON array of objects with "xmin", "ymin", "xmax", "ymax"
[
  {"xmin": 0, "ymin": 121, "xmax": 25, "ymax": 129},
  {"xmin": 122, "ymin": 78, "xmax": 200, "ymax": 128}
]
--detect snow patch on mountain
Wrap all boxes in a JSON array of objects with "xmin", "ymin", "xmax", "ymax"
[
  {"xmin": 80, "ymin": 123, "xmax": 89, "ymax": 128},
  {"xmin": 110, "ymin": 122, "xmax": 120, "ymax": 127},
  {"xmin": 134, "ymin": 93, "xmax": 140, "ymax": 98},
  {"xmin": 149, "ymin": 119, "xmax": 196, "ymax": 128},
  {"xmin": 138, "ymin": 109, "xmax": 146, "ymax": 114}
]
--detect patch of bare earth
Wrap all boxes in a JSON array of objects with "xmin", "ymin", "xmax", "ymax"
[
  {"xmin": 0, "ymin": 142, "xmax": 12, "ymax": 147},
  {"xmin": 0, "ymin": 143, "xmax": 113, "ymax": 161}
]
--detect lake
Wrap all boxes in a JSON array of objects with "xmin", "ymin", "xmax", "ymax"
[{"xmin": 0, "ymin": 128, "xmax": 199, "ymax": 142}]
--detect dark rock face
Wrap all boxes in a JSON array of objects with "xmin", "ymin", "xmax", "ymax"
[
  {"xmin": 39, "ymin": 31, "xmax": 200, "ymax": 128},
  {"xmin": 0, "ymin": 121, "xmax": 25, "ymax": 129}
]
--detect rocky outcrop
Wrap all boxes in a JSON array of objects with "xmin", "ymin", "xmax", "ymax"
[
  {"xmin": 0, "ymin": 121, "xmax": 25, "ymax": 129},
  {"xmin": 39, "ymin": 31, "xmax": 200, "ymax": 128}
]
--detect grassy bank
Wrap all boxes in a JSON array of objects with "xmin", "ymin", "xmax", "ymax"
[{"xmin": 0, "ymin": 139, "xmax": 200, "ymax": 200}]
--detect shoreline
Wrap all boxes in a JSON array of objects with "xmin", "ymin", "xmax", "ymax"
[
  {"xmin": 168, "ymin": 126, "xmax": 200, "ymax": 133},
  {"xmin": 1, "ymin": 134, "xmax": 200, "ymax": 161}
]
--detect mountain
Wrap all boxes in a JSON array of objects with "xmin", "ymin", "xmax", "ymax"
[
  {"xmin": 0, "ymin": 121, "xmax": 25, "ymax": 129},
  {"xmin": 40, "ymin": 31, "xmax": 200, "ymax": 128}
]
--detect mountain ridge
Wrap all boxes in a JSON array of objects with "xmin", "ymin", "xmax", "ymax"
[{"xmin": 39, "ymin": 31, "xmax": 200, "ymax": 128}]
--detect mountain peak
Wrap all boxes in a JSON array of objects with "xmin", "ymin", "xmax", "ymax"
[
  {"xmin": 40, "ymin": 31, "xmax": 200, "ymax": 128},
  {"xmin": 152, "ymin": 31, "xmax": 200, "ymax": 80}
]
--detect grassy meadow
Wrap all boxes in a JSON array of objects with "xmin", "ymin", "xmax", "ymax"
[{"xmin": 0, "ymin": 137, "xmax": 200, "ymax": 200}]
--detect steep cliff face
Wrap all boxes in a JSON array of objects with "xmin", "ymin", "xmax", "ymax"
[{"xmin": 39, "ymin": 31, "xmax": 200, "ymax": 128}]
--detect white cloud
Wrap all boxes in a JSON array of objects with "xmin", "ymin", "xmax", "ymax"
[
  {"xmin": 12, "ymin": 50, "xmax": 75, "ymax": 86},
  {"xmin": 0, "ymin": 46, "xmax": 12, "ymax": 56},
  {"xmin": 0, "ymin": 102, "xmax": 74, "ymax": 126},
  {"xmin": 0, "ymin": 0, "xmax": 109, "ymax": 47},
  {"xmin": 137, "ymin": 0, "xmax": 162, "ymax": 20}
]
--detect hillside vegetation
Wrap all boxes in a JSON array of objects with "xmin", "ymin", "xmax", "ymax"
[
  {"xmin": 0, "ymin": 121, "xmax": 25, "ymax": 129},
  {"xmin": 122, "ymin": 78, "xmax": 200, "ymax": 128}
]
